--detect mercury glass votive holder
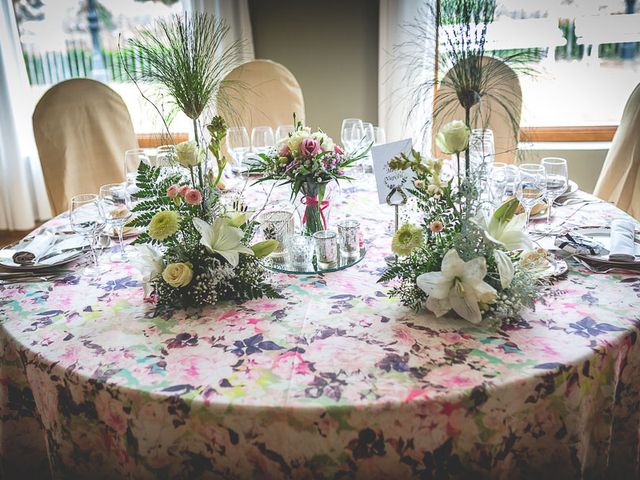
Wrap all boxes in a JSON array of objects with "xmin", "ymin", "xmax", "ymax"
[
  {"xmin": 313, "ymin": 230, "xmax": 338, "ymax": 266},
  {"xmin": 285, "ymin": 235, "xmax": 314, "ymax": 268},
  {"xmin": 260, "ymin": 210, "xmax": 295, "ymax": 255},
  {"xmin": 337, "ymin": 219, "xmax": 360, "ymax": 257}
]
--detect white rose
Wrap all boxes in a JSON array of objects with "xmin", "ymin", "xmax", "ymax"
[
  {"xmin": 162, "ymin": 262, "xmax": 193, "ymax": 288},
  {"xmin": 287, "ymin": 128, "xmax": 311, "ymax": 156},
  {"xmin": 312, "ymin": 131, "xmax": 334, "ymax": 152},
  {"xmin": 435, "ymin": 120, "xmax": 470, "ymax": 155},
  {"xmin": 175, "ymin": 141, "xmax": 203, "ymax": 168}
]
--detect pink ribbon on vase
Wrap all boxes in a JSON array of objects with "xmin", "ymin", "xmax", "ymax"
[{"xmin": 301, "ymin": 196, "xmax": 330, "ymax": 229}]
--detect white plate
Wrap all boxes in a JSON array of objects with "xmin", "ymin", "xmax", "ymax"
[
  {"xmin": 556, "ymin": 180, "xmax": 579, "ymax": 200},
  {"xmin": 571, "ymin": 226, "xmax": 640, "ymax": 263},
  {"xmin": 0, "ymin": 235, "xmax": 88, "ymax": 271}
]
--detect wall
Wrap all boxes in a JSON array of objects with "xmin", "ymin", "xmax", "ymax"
[{"xmin": 249, "ymin": 0, "xmax": 379, "ymax": 140}]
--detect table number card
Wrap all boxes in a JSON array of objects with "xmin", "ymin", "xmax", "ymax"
[{"xmin": 371, "ymin": 139, "xmax": 415, "ymax": 204}]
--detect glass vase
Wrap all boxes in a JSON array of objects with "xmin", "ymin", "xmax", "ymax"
[{"xmin": 299, "ymin": 180, "xmax": 331, "ymax": 236}]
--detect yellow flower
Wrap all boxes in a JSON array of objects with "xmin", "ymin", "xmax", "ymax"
[
  {"xmin": 175, "ymin": 140, "xmax": 203, "ymax": 168},
  {"xmin": 391, "ymin": 224, "xmax": 424, "ymax": 256},
  {"xmin": 148, "ymin": 211, "xmax": 180, "ymax": 241},
  {"xmin": 435, "ymin": 120, "xmax": 470, "ymax": 155},
  {"xmin": 162, "ymin": 262, "xmax": 193, "ymax": 288}
]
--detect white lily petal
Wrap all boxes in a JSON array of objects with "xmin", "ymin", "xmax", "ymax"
[
  {"xmin": 217, "ymin": 249, "xmax": 240, "ymax": 268},
  {"xmin": 464, "ymin": 257, "xmax": 488, "ymax": 282},
  {"xmin": 426, "ymin": 295, "xmax": 452, "ymax": 317},
  {"xmin": 449, "ymin": 293, "xmax": 483, "ymax": 324},
  {"xmin": 440, "ymin": 249, "xmax": 465, "ymax": 278},
  {"xmin": 474, "ymin": 280, "xmax": 498, "ymax": 304},
  {"xmin": 494, "ymin": 250, "xmax": 515, "ymax": 288},
  {"xmin": 416, "ymin": 271, "xmax": 446, "ymax": 296}
]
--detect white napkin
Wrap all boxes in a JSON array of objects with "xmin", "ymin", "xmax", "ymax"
[
  {"xmin": 12, "ymin": 230, "xmax": 56, "ymax": 265},
  {"xmin": 609, "ymin": 219, "xmax": 637, "ymax": 262}
]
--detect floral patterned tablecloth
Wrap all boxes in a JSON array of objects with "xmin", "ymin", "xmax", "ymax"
[{"xmin": 1, "ymin": 175, "xmax": 640, "ymax": 479}]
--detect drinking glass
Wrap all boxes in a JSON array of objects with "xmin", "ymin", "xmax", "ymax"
[
  {"xmin": 541, "ymin": 157, "xmax": 568, "ymax": 225},
  {"xmin": 361, "ymin": 122, "xmax": 376, "ymax": 173},
  {"xmin": 124, "ymin": 149, "xmax": 150, "ymax": 193},
  {"xmin": 373, "ymin": 126, "xmax": 386, "ymax": 145},
  {"xmin": 340, "ymin": 118, "xmax": 364, "ymax": 154},
  {"xmin": 251, "ymin": 126, "xmax": 275, "ymax": 155},
  {"xmin": 515, "ymin": 164, "xmax": 546, "ymax": 229},
  {"xmin": 285, "ymin": 235, "xmax": 314, "ymax": 268},
  {"xmin": 488, "ymin": 162, "xmax": 519, "ymax": 206},
  {"xmin": 153, "ymin": 145, "xmax": 176, "ymax": 167},
  {"xmin": 70, "ymin": 194, "xmax": 105, "ymax": 276},
  {"xmin": 275, "ymin": 124, "xmax": 295, "ymax": 143},
  {"xmin": 226, "ymin": 127, "xmax": 250, "ymax": 174},
  {"xmin": 260, "ymin": 210, "xmax": 295, "ymax": 256},
  {"xmin": 99, "ymin": 183, "xmax": 132, "ymax": 262}
]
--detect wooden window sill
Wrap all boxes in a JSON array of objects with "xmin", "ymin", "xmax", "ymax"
[{"xmin": 520, "ymin": 126, "xmax": 616, "ymax": 143}]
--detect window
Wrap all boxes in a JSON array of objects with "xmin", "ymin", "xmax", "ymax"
[
  {"xmin": 12, "ymin": 0, "xmax": 188, "ymax": 135},
  {"xmin": 489, "ymin": 0, "xmax": 640, "ymax": 129}
]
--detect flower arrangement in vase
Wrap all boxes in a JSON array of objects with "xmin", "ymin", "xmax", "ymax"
[
  {"xmin": 129, "ymin": 117, "xmax": 281, "ymax": 308},
  {"xmin": 379, "ymin": 121, "xmax": 540, "ymax": 325},
  {"xmin": 249, "ymin": 116, "xmax": 369, "ymax": 235}
]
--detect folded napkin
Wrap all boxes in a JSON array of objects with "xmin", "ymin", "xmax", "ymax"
[
  {"xmin": 609, "ymin": 219, "xmax": 637, "ymax": 262},
  {"xmin": 554, "ymin": 232, "xmax": 607, "ymax": 256},
  {"xmin": 12, "ymin": 230, "xmax": 56, "ymax": 265}
]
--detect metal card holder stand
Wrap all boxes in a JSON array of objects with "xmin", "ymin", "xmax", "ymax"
[{"xmin": 384, "ymin": 185, "xmax": 408, "ymax": 265}]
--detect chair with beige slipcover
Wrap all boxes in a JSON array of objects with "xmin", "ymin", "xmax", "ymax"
[
  {"xmin": 222, "ymin": 59, "xmax": 305, "ymax": 132},
  {"xmin": 594, "ymin": 83, "xmax": 640, "ymax": 220},
  {"xmin": 432, "ymin": 56, "xmax": 522, "ymax": 164},
  {"xmin": 33, "ymin": 79, "xmax": 138, "ymax": 215}
]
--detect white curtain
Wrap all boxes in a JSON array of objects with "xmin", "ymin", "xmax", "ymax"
[
  {"xmin": 183, "ymin": 0, "xmax": 255, "ymax": 66},
  {"xmin": 379, "ymin": 0, "xmax": 437, "ymax": 152},
  {"xmin": 0, "ymin": 0, "xmax": 51, "ymax": 230}
]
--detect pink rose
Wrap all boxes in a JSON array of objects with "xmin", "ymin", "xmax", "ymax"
[
  {"xmin": 278, "ymin": 144, "xmax": 291, "ymax": 157},
  {"xmin": 166, "ymin": 184, "xmax": 179, "ymax": 198},
  {"xmin": 300, "ymin": 138, "xmax": 320, "ymax": 157},
  {"xmin": 178, "ymin": 185, "xmax": 190, "ymax": 197},
  {"xmin": 184, "ymin": 188, "xmax": 202, "ymax": 205},
  {"xmin": 334, "ymin": 145, "xmax": 344, "ymax": 155}
]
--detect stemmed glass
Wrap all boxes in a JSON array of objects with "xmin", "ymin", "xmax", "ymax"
[
  {"xmin": 124, "ymin": 149, "xmax": 150, "ymax": 194},
  {"xmin": 541, "ymin": 157, "xmax": 568, "ymax": 225},
  {"xmin": 70, "ymin": 194, "xmax": 105, "ymax": 276},
  {"xmin": 99, "ymin": 183, "xmax": 132, "ymax": 262},
  {"xmin": 275, "ymin": 124, "xmax": 295, "ymax": 143},
  {"xmin": 251, "ymin": 126, "xmax": 275, "ymax": 155},
  {"xmin": 226, "ymin": 127, "xmax": 250, "ymax": 175},
  {"xmin": 361, "ymin": 122, "xmax": 376, "ymax": 173},
  {"xmin": 373, "ymin": 126, "xmax": 386, "ymax": 145},
  {"xmin": 516, "ymin": 164, "xmax": 547, "ymax": 229},
  {"xmin": 340, "ymin": 118, "xmax": 364, "ymax": 154}
]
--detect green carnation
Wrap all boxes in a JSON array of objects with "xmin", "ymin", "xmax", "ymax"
[
  {"xmin": 392, "ymin": 224, "xmax": 424, "ymax": 256},
  {"xmin": 148, "ymin": 210, "xmax": 180, "ymax": 241}
]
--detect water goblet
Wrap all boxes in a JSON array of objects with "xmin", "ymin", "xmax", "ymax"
[
  {"xmin": 516, "ymin": 164, "xmax": 546, "ymax": 229},
  {"xmin": 541, "ymin": 157, "xmax": 569, "ymax": 225},
  {"xmin": 70, "ymin": 194, "xmax": 105, "ymax": 276},
  {"xmin": 124, "ymin": 149, "xmax": 150, "ymax": 194},
  {"xmin": 226, "ymin": 127, "xmax": 250, "ymax": 175},
  {"xmin": 99, "ymin": 183, "xmax": 132, "ymax": 262},
  {"xmin": 275, "ymin": 124, "xmax": 295, "ymax": 143}
]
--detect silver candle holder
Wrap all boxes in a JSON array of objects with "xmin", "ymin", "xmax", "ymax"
[
  {"xmin": 313, "ymin": 230, "xmax": 338, "ymax": 267},
  {"xmin": 337, "ymin": 219, "xmax": 360, "ymax": 258},
  {"xmin": 260, "ymin": 210, "xmax": 295, "ymax": 256}
]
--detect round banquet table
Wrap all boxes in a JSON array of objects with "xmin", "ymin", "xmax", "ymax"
[{"xmin": 1, "ymin": 175, "xmax": 640, "ymax": 480}]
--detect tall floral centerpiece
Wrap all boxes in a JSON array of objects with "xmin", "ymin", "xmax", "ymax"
[
  {"xmin": 379, "ymin": 122, "xmax": 539, "ymax": 325},
  {"xmin": 249, "ymin": 117, "xmax": 368, "ymax": 235},
  {"xmin": 130, "ymin": 117, "xmax": 280, "ymax": 308}
]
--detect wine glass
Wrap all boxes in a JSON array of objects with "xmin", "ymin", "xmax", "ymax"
[
  {"xmin": 99, "ymin": 183, "xmax": 132, "ymax": 262},
  {"xmin": 361, "ymin": 122, "xmax": 376, "ymax": 173},
  {"xmin": 226, "ymin": 127, "xmax": 250, "ymax": 175},
  {"xmin": 488, "ymin": 162, "xmax": 509, "ymax": 206},
  {"xmin": 340, "ymin": 118, "xmax": 364, "ymax": 154},
  {"xmin": 516, "ymin": 164, "xmax": 546, "ymax": 229},
  {"xmin": 541, "ymin": 157, "xmax": 568, "ymax": 225},
  {"xmin": 153, "ymin": 145, "xmax": 176, "ymax": 167},
  {"xmin": 373, "ymin": 126, "xmax": 386, "ymax": 145},
  {"xmin": 70, "ymin": 194, "xmax": 105, "ymax": 276},
  {"xmin": 275, "ymin": 124, "xmax": 295, "ymax": 143},
  {"xmin": 251, "ymin": 126, "xmax": 275, "ymax": 155},
  {"xmin": 124, "ymin": 149, "xmax": 149, "ymax": 194}
]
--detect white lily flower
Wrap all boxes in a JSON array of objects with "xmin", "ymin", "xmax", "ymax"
[
  {"xmin": 131, "ymin": 244, "xmax": 163, "ymax": 297},
  {"xmin": 416, "ymin": 249, "xmax": 497, "ymax": 324},
  {"xmin": 484, "ymin": 213, "xmax": 532, "ymax": 251},
  {"xmin": 493, "ymin": 250, "xmax": 515, "ymax": 288},
  {"xmin": 193, "ymin": 217, "xmax": 253, "ymax": 267}
]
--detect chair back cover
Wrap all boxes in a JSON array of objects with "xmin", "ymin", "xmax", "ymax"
[
  {"xmin": 223, "ymin": 59, "xmax": 305, "ymax": 132},
  {"xmin": 33, "ymin": 79, "xmax": 138, "ymax": 215},
  {"xmin": 432, "ymin": 56, "xmax": 522, "ymax": 164},
  {"xmin": 594, "ymin": 83, "xmax": 640, "ymax": 220}
]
